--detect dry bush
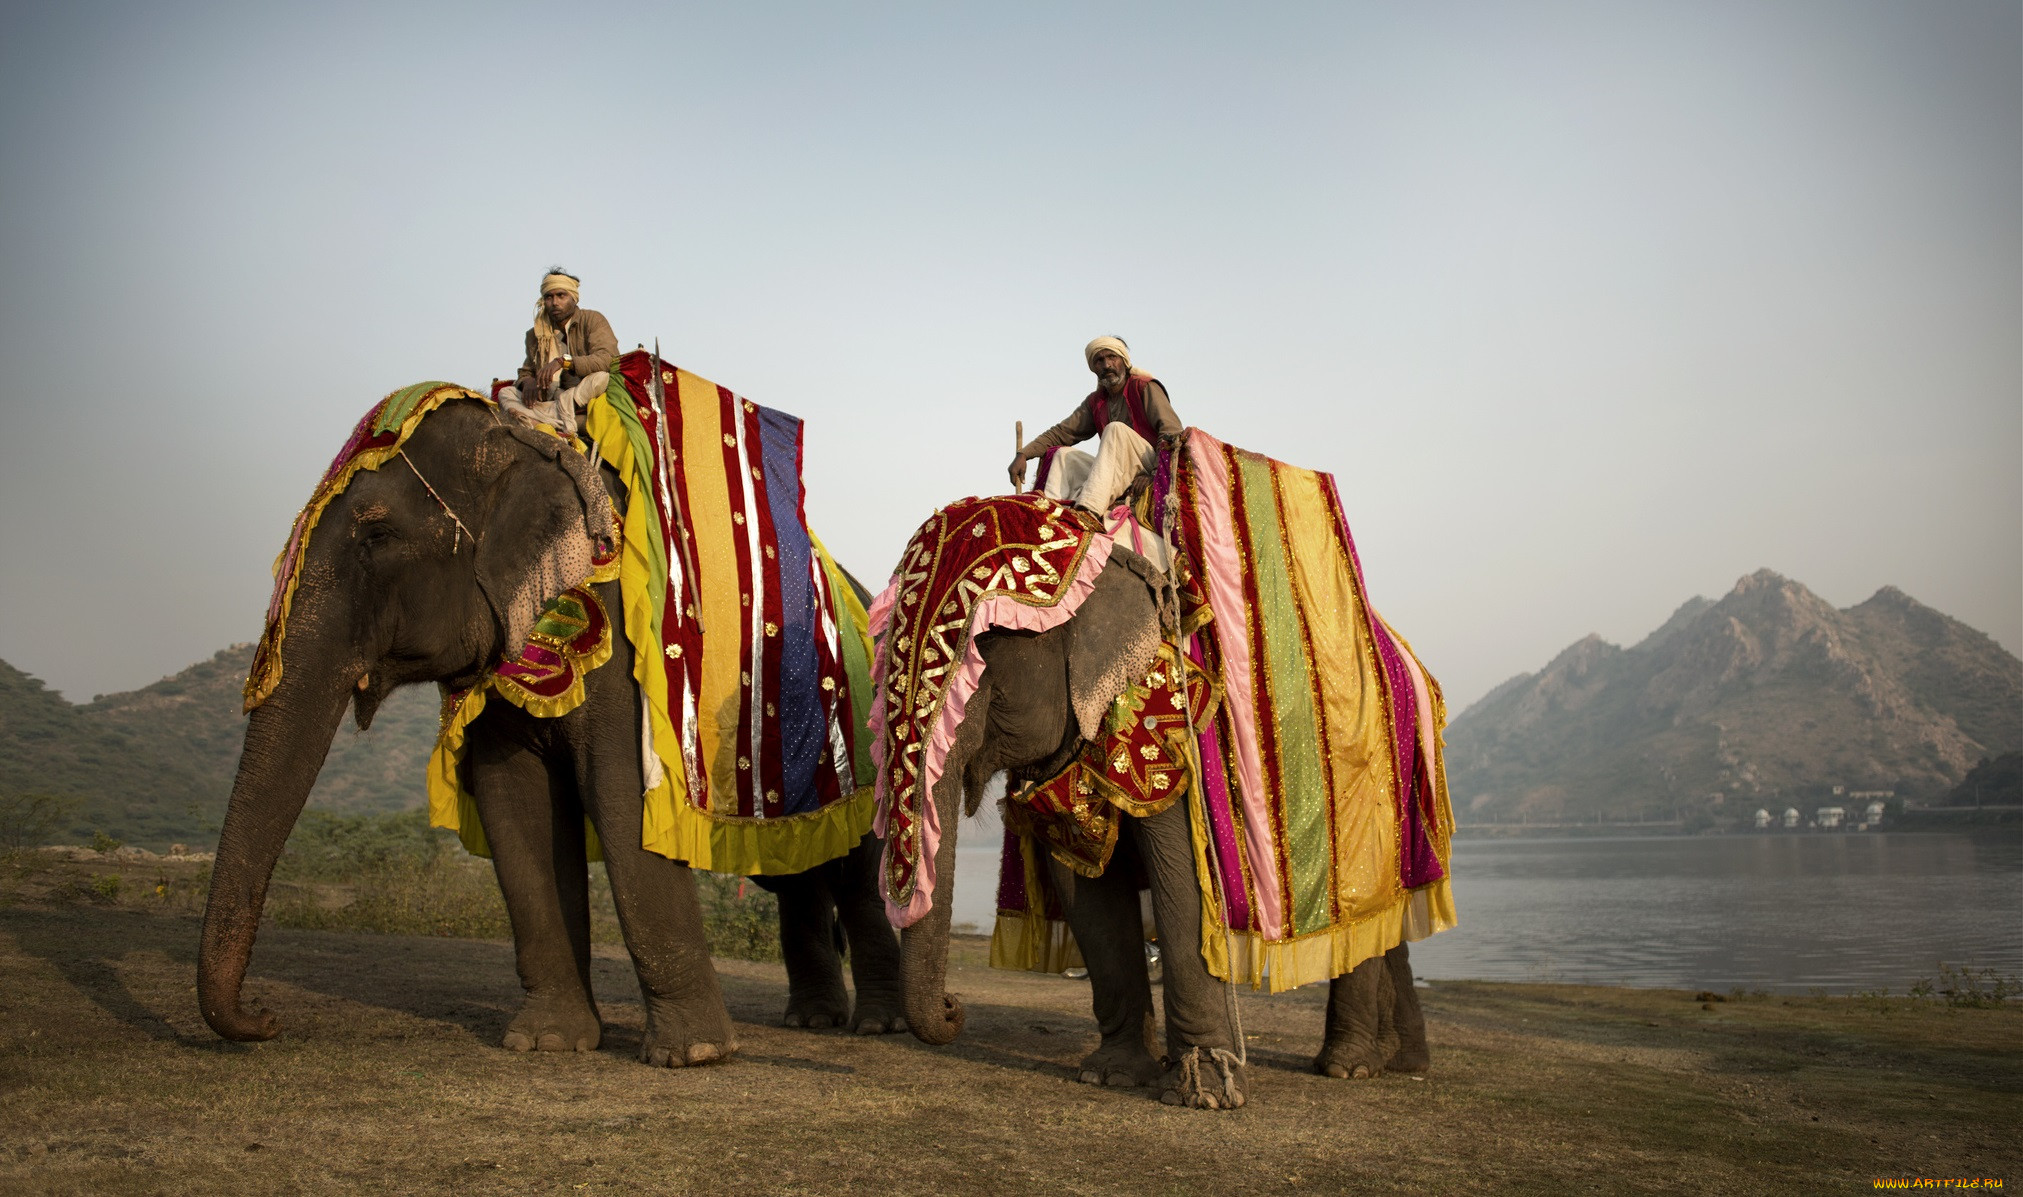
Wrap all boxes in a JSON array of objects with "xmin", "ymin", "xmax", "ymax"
[{"xmin": 263, "ymin": 809, "xmax": 783, "ymax": 959}]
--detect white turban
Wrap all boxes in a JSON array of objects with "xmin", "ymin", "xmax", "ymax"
[
  {"xmin": 1084, "ymin": 335, "xmax": 1131, "ymax": 370},
  {"xmin": 541, "ymin": 272, "xmax": 580, "ymax": 297}
]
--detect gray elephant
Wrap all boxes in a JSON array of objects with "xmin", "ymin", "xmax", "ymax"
[
  {"xmin": 200, "ymin": 392, "xmax": 902, "ymax": 1066},
  {"xmin": 894, "ymin": 547, "xmax": 1430, "ymax": 1108}
]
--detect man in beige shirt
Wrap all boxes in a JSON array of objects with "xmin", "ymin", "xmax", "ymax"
[
  {"xmin": 498, "ymin": 268, "xmax": 619, "ymax": 437},
  {"xmin": 1008, "ymin": 335, "xmax": 1183, "ymax": 516}
]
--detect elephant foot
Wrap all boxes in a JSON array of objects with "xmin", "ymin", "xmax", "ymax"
[
  {"xmin": 502, "ymin": 997, "xmax": 601, "ymax": 1054},
  {"xmin": 1313, "ymin": 1037, "xmax": 1388, "ymax": 1080},
  {"xmin": 848, "ymin": 997, "xmax": 908, "ymax": 1036},
  {"xmin": 1159, "ymin": 1047, "xmax": 1246, "ymax": 1110},
  {"xmin": 640, "ymin": 997, "xmax": 738, "ymax": 1068},
  {"xmin": 1076, "ymin": 1041, "xmax": 1164, "ymax": 1089},
  {"xmin": 781, "ymin": 990, "xmax": 851, "ymax": 1031}
]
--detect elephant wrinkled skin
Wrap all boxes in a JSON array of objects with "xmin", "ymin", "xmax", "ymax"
[
  {"xmin": 198, "ymin": 397, "xmax": 902, "ymax": 1065},
  {"xmin": 898, "ymin": 547, "xmax": 1430, "ymax": 1108}
]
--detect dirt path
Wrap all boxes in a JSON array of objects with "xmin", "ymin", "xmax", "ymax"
[{"xmin": 1, "ymin": 886, "xmax": 2017, "ymax": 1193}]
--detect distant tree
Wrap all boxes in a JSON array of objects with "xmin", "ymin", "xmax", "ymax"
[
  {"xmin": 1946, "ymin": 753, "xmax": 2023, "ymax": 806},
  {"xmin": 0, "ymin": 793, "xmax": 79, "ymax": 850}
]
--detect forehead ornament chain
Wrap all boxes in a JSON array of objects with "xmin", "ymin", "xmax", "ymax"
[{"xmin": 398, "ymin": 449, "xmax": 475, "ymax": 554}]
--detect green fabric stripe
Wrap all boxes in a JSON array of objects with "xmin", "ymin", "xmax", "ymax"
[
  {"xmin": 373, "ymin": 381, "xmax": 461, "ymax": 434},
  {"xmin": 595, "ymin": 375, "xmax": 669, "ymax": 617},
  {"xmin": 530, "ymin": 594, "xmax": 587, "ymax": 638},
  {"xmin": 824, "ymin": 553, "xmax": 877, "ymax": 787},
  {"xmin": 1235, "ymin": 454, "xmax": 1333, "ymax": 936}
]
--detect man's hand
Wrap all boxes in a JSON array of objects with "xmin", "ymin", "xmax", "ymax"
[
  {"xmin": 1007, "ymin": 452, "xmax": 1029, "ymax": 491},
  {"xmin": 537, "ymin": 356, "xmax": 566, "ymax": 389},
  {"xmin": 1125, "ymin": 472, "xmax": 1153, "ymax": 504}
]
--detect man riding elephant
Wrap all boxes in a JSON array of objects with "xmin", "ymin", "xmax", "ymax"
[
  {"xmin": 499, "ymin": 267, "xmax": 619, "ymax": 437},
  {"xmin": 1007, "ymin": 336, "xmax": 1182, "ymax": 515}
]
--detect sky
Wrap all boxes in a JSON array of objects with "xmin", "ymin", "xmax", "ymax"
[{"xmin": 0, "ymin": 0, "xmax": 2016, "ymax": 710}]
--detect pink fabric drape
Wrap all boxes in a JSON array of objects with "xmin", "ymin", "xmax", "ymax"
[{"xmin": 870, "ymin": 534, "xmax": 1117, "ymax": 927}]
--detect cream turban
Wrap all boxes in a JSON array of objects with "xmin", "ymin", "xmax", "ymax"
[
  {"xmin": 541, "ymin": 272, "xmax": 581, "ymax": 297},
  {"xmin": 1084, "ymin": 335, "xmax": 1131, "ymax": 370}
]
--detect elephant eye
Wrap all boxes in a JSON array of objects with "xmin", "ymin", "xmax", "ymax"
[{"xmin": 361, "ymin": 523, "xmax": 399, "ymax": 549}]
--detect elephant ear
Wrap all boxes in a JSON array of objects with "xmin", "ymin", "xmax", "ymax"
[
  {"xmin": 1065, "ymin": 551, "xmax": 1169, "ymax": 741},
  {"xmin": 474, "ymin": 429, "xmax": 613, "ymax": 662}
]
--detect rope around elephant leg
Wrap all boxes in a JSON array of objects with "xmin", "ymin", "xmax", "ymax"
[{"xmin": 1160, "ymin": 433, "xmax": 1246, "ymax": 1069}]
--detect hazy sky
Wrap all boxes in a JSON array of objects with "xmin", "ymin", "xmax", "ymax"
[{"xmin": 2, "ymin": 0, "xmax": 2016, "ymax": 710}]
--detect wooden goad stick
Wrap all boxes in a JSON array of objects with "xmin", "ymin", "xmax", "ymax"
[{"xmin": 1014, "ymin": 420, "xmax": 1024, "ymax": 493}]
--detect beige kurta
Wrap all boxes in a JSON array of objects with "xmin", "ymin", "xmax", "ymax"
[{"xmin": 516, "ymin": 308, "xmax": 619, "ymax": 392}]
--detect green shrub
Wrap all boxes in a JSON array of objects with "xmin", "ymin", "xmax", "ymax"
[
  {"xmin": 274, "ymin": 809, "xmax": 447, "ymax": 880},
  {"xmin": 92, "ymin": 874, "xmax": 122, "ymax": 900},
  {"xmin": 694, "ymin": 872, "xmax": 782, "ymax": 962},
  {"xmin": 89, "ymin": 830, "xmax": 123, "ymax": 854}
]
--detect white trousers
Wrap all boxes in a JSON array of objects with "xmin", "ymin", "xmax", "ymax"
[
  {"xmin": 1041, "ymin": 421, "xmax": 1171, "ymax": 571},
  {"xmin": 498, "ymin": 371, "xmax": 610, "ymax": 438},
  {"xmin": 1041, "ymin": 421, "xmax": 1157, "ymax": 515}
]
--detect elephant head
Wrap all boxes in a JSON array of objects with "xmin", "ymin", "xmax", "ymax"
[
  {"xmin": 199, "ymin": 398, "xmax": 613, "ymax": 1041},
  {"xmin": 900, "ymin": 547, "xmax": 1172, "ymax": 1044}
]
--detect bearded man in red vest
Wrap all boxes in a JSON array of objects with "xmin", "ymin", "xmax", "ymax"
[{"xmin": 1008, "ymin": 335, "xmax": 1183, "ymax": 515}]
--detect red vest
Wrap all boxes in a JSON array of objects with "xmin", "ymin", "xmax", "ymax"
[{"xmin": 1086, "ymin": 372, "xmax": 1163, "ymax": 443}]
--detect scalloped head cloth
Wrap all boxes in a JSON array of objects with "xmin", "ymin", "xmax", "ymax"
[
  {"xmin": 1084, "ymin": 335, "xmax": 1132, "ymax": 371},
  {"xmin": 533, "ymin": 273, "xmax": 581, "ymax": 366}
]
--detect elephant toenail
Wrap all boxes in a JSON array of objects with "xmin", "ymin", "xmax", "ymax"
[
  {"xmin": 1080, "ymin": 1070, "xmax": 1104, "ymax": 1085},
  {"xmin": 686, "ymin": 1043, "xmax": 721, "ymax": 1065}
]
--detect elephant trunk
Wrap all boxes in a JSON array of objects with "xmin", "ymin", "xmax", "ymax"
[
  {"xmin": 901, "ymin": 760, "xmax": 970, "ymax": 1045},
  {"xmin": 198, "ymin": 664, "xmax": 355, "ymax": 1041}
]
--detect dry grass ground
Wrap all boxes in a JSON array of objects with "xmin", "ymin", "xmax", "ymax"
[{"xmin": 1, "ymin": 850, "xmax": 2017, "ymax": 1195}]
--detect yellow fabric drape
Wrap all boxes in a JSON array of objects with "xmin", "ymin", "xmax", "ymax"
[{"xmin": 424, "ymin": 381, "xmax": 876, "ymax": 875}]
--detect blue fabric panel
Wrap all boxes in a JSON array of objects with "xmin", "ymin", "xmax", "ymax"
[{"xmin": 757, "ymin": 405, "xmax": 825, "ymax": 814}]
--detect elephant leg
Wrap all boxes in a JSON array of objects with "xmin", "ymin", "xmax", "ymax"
[
  {"xmin": 1131, "ymin": 804, "xmax": 1245, "ymax": 1111},
  {"xmin": 1049, "ymin": 852, "xmax": 1163, "ymax": 1089},
  {"xmin": 570, "ymin": 684, "xmax": 735, "ymax": 1067},
  {"xmin": 833, "ymin": 832, "xmax": 906, "ymax": 1035},
  {"xmin": 1316, "ymin": 952, "xmax": 1395, "ymax": 1079},
  {"xmin": 465, "ymin": 723, "xmax": 600, "ymax": 1053},
  {"xmin": 1384, "ymin": 943, "xmax": 1430, "ymax": 1073},
  {"xmin": 768, "ymin": 872, "xmax": 850, "ymax": 1030}
]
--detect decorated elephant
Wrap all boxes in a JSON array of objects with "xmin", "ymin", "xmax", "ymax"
[
  {"xmin": 873, "ymin": 434, "xmax": 1455, "ymax": 1108},
  {"xmin": 201, "ymin": 365, "xmax": 902, "ymax": 1066}
]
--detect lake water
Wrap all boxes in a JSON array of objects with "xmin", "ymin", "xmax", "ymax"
[{"xmin": 950, "ymin": 831, "xmax": 2023, "ymax": 994}]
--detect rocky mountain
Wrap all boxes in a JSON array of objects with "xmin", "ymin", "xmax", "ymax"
[
  {"xmin": 1445, "ymin": 571, "xmax": 2023, "ymax": 825},
  {"xmin": 0, "ymin": 646, "xmax": 439, "ymax": 849}
]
